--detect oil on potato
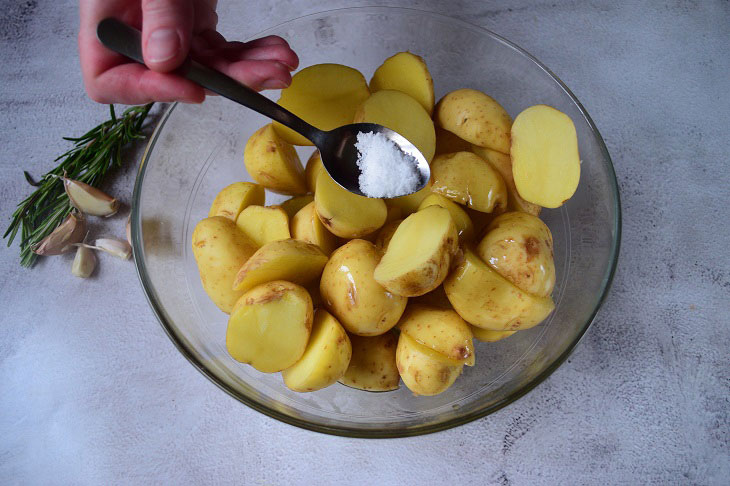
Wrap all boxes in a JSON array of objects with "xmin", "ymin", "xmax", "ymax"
[
  {"xmin": 291, "ymin": 201, "xmax": 339, "ymax": 255},
  {"xmin": 418, "ymin": 193, "xmax": 475, "ymax": 242},
  {"xmin": 369, "ymin": 51, "xmax": 435, "ymax": 115},
  {"xmin": 398, "ymin": 304, "xmax": 475, "ymax": 366},
  {"xmin": 208, "ymin": 182, "xmax": 265, "ymax": 221},
  {"xmin": 396, "ymin": 332, "xmax": 462, "ymax": 396},
  {"xmin": 431, "ymin": 151, "xmax": 507, "ymax": 213},
  {"xmin": 226, "ymin": 280, "xmax": 313, "ymax": 373},
  {"xmin": 192, "ymin": 216, "xmax": 258, "ymax": 313},
  {"xmin": 244, "ymin": 124, "xmax": 307, "ymax": 195},
  {"xmin": 235, "ymin": 205, "xmax": 290, "ymax": 247},
  {"xmin": 340, "ymin": 332, "xmax": 400, "ymax": 391}
]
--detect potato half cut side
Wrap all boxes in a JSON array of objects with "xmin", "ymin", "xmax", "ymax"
[
  {"xmin": 208, "ymin": 182, "xmax": 265, "ymax": 221},
  {"xmin": 418, "ymin": 193, "xmax": 475, "ymax": 242},
  {"xmin": 278, "ymin": 194, "xmax": 314, "ymax": 220},
  {"xmin": 398, "ymin": 304, "xmax": 475, "ymax": 366},
  {"xmin": 291, "ymin": 201, "xmax": 339, "ymax": 256},
  {"xmin": 369, "ymin": 51, "xmax": 435, "ymax": 115},
  {"xmin": 430, "ymin": 151, "xmax": 507, "ymax": 214},
  {"xmin": 235, "ymin": 205, "xmax": 290, "ymax": 247}
]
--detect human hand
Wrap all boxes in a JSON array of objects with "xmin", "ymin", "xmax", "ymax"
[{"xmin": 79, "ymin": 0, "xmax": 299, "ymax": 104}]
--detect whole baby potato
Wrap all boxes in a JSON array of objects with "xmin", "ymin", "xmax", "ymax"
[
  {"xmin": 396, "ymin": 332, "xmax": 462, "ymax": 396},
  {"xmin": 208, "ymin": 182, "xmax": 265, "ymax": 221},
  {"xmin": 291, "ymin": 201, "xmax": 339, "ymax": 255},
  {"xmin": 369, "ymin": 51, "xmax": 435, "ymax": 115},
  {"xmin": 320, "ymin": 239, "xmax": 407, "ymax": 336},
  {"xmin": 477, "ymin": 212, "xmax": 555, "ymax": 297},
  {"xmin": 235, "ymin": 205, "xmax": 290, "ymax": 247},
  {"xmin": 192, "ymin": 216, "xmax": 258, "ymax": 313},
  {"xmin": 431, "ymin": 151, "xmax": 508, "ymax": 214},
  {"xmin": 244, "ymin": 124, "xmax": 307, "ymax": 195},
  {"xmin": 340, "ymin": 332, "xmax": 400, "ymax": 391},
  {"xmin": 398, "ymin": 304, "xmax": 475, "ymax": 366}
]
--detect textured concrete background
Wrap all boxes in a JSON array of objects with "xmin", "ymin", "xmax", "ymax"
[{"xmin": 1, "ymin": 1, "xmax": 729, "ymax": 484}]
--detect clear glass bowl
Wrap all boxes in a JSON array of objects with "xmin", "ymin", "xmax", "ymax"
[{"xmin": 132, "ymin": 7, "xmax": 620, "ymax": 437}]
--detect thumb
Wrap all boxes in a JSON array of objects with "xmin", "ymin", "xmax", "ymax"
[{"xmin": 141, "ymin": 0, "xmax": 193, "ymax": 72}]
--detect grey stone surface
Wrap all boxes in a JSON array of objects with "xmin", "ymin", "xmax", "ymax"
[{"xmin": 1, "ymin": 1, "xmax": 728, "ymax": 484}]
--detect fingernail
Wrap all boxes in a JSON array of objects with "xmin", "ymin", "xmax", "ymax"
[
  {"xmin": 147, "ymin": 29, "xmax": 180, "ymax": 63},
  {"xmin": 261, "ymin": 79, "xmax": 288, "ymax": 90}
]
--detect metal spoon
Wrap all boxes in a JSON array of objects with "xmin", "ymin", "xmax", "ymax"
[{"xmin": 96, "ymin": 18, "xmax": 430, "ymax": 197}]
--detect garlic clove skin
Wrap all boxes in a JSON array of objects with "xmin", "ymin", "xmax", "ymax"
[
  {"xmin": 63, "ymin": 177, "xmax": 119, "ymax": 217},
  {"xmin": 94, "ymin": 238, "xmax": 132, "ymax": 260},
  {"xmin": 71, "ymin": 245, "xmax": 97, "ymax": 278},
  {"xmin": 32, "ymin": 212, "xmax": 86, "ymax": 255},
  {"xmin": 126, "ymin": 214, "xmax": 132, "ymax": 246}
]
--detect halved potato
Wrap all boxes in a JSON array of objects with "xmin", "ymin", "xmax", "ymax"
[
  {"xmin": 511, "ymin": 104, "xmax": 580, "ymax": 208},
  {"xmin": 274, "ymin": 64, "xmax": 370, "ymax": 146},
  {"xmin": 304, "ymin": 150, "xmax": 324, "ymax": 193},
  {"xmin": 192, "ymin": 216, "xmax": 258, "ymax": 313},
  {"xmin": 435, "ymin": 88, "xmax": 512, "ymax": 154},
  {"xmin": 398, "ymin": 304, "xmax": 475, "ymax": 366},
  {"xmin": 235, "ymin": 205, "xmax": 290, "ymax": 247},
  {"xmin": 374, "ymin": 205, "xmax": 458, "ymax": 297},
  {"xmin": 232, "ymin": 239, "xmax": 328, "ymax": 292},
  {"xmin": 435, "ymin": 127, "xmax": 472, "ymax": 156},
  {"xmin": 471, "ymin": 327, "xmax": 517, "ymax": 343},
  {"xmin": 353, "ymin": 89, "xmax": 436, "ymax": 162},
  {"xmin": 226, "ymin": 280, "xmax": 313, "ymax": 373},
  {"xmin": 374, "ymin": 219, "xmax": 402, "ymax": 251},
  {"xmin": 314, "ymin": 170, "xmax": 387, "ymax": 238},
  {"xmin": 208, "ymin": 182, "xmax": 265, "ymax": 221},
  {"xmin": 320, "ymin": 239, "xmax": 407, "ymax": 336},
  {"xmin": 279, "ymin": 194, "xmax": 314, "ymax": 220},
  {"xmin": 444, "ymin": 249, "xmax": 555, "ymax": 331},
  {"xmin": 291, "ymin": 201, "xmax": 338, "ymax": 255},
  {"xmin": 282, "ymin": 309, "xmax": 352, "ymax": 392},
  {"xmin": 477, "ymin": 212, "xmax": 555, "ymax": 297},
  {"xmin": 385, "ymin": 180, "xmax": 432, "ymax": 216},
  {"xmin": 340, "ymin": 332, "xmax": 400, "ymax": 392},
  {"xmin": 396, "ymin": 332, "xmax": 462, "ymax": 396},
  {"xmin": 369, "ymin": 51, "xmax": 435, "ymax": 115},
  {"xmin": 411, "ymin": 285, "xmax": 452, "ymax": 310},
  {"xmin": 431, "ymin": 151, "xmax": 507, "ymax": 213},
  {"xmin": 244, "ymin": 124, "xmax": 307, "ymax": 195},
  {"xmin": 418, "ymin": 193, "xmax": 474, "ymax": 242},
  {"xmin": 466, "ymin": 207, "xmax": 496, "ymax": 241}
]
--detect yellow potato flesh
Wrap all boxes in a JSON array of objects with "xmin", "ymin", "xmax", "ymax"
[
  {"xmin": 208, "ymin": 182, "xmax": 265, "ymax": 221},
  {"xmin": 471, "ymin": 326, "xmax": 517, "ymax": 343},
  {"xmin": 435, "ymin": 127, "xmax": 472, "ymax": 156},
  {"xmin": 444, "ymin": 249, "xmax": 555, "ymax": 331},
  {"xmin": 435, "ymin": 88, "xmax": 512, "ymax": 154},
  {"xmin": 431, "ymin": 151, "xmax": 508, "ymax": 213},
  {"xmin": 374, "ymin": 219, "xmax": 402, "ymax": 251},
  {"xmin": 374, "ymin": 205, "xmax": 458, "ymax": 297},
  {"xmin": 291, "ymin": 201, "xmax": 338, "ymax": 255},
  {"xmin": 320, "ymin": 239, "xmax": 407, "ymax": 336},
  {"xmin": 511, "ymin": 104, "xmax": 580, "ymax": 208},
  {"xmin": 340, "ymin": 332, "xmax": 400, "ymax": 391},
  {"xmin": 304, "ymin": 150, "xmax": 324, "ymax": 193},
  {"xmin": 314, "ymin": 170, "xmax": 387, "ymax": 238},
  {"xmin": 244, "ymin": 124, "xmax": 307, "ymax": 195},
  {"xmin": 478, "ymin": 212, "xmax": 555, "ymax": 297},
  {"xmin": 353, "ymin": 89, "xmax": 436, "ymax": 163},
  {"xmin": 232, "ymin": 239, "xmax": 328, "ymax": 293},
  {"xmin": 282, "ymin": 309, "xmax": 352, "ymax": 392},
  {"xmin": 398, "ymin": 305, "xmax": 475, "ymax": 366},
  {"xmin": 226, "ymin": 281, "xmax": 312, "ymax": 373},
  {"xmin": 274, "ymin": 64, "xmax": 370, "ymax": 146},
  {"xmin": 471, "ymin": 145, "xmax": 541, "ymax": 216},
  {"xmin": 235, "ymin": 205, "xmax": 290, "ymax": 247},
  {"xmin": 396, "ymin": 332, "xmax": 462, "ymax": 396},
  {"xmin": 369, "ymin": 51, "xmax": 435, "ymax": 116},
  {"xmin": 192, "ymin": 217, "xmax": 258, "ymax": 313},
  {"xmin": 385, "ymin": 181, "xmax": 432, "ymax": 216},
  {"xmin": 418, "ymin": 193, "xmax": 475, "ymax": 242},
  {"xmin": 279, "ymin": 194, "xmax": 314, "ymax": 220}
]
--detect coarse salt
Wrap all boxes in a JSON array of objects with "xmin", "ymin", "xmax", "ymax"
[{"xmin": 355, "ymin": 131, "xmax": 421, "ymax": 198}]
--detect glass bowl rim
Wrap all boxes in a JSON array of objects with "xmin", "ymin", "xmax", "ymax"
[{"xmin": 131, "ymin": 5, "xmax": 622, "ymax": 438}]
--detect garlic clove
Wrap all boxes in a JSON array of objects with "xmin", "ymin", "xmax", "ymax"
[
  {"xmin": 126, "ymin": 214, "xmax": 132, "ymax": 246},
  {"xmin": 94, "ymin": 238, "xmax": 132, "ymax": 260},
  {"xmin": 71, "ymin": 244, "xmax": 97, "ymax": 278},
  {"xmin": 63, "ymin": 177, "xmax": 119, "ymax": 217},
  {"xmin": 32, "ymin": 212, "xmax": 86, "ymax": 255}
]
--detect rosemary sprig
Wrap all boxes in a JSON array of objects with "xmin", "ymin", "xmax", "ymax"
[{"xmin": 4, "ymin": 103, "xmax": 154, "ymax": 267}]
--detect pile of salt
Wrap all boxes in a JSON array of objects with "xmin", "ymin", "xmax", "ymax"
[{"xmin": 355, "ymin": 131, "xmax": 421, "ymax": 198}]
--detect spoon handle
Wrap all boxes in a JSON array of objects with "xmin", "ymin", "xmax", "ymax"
[{"xmin": 96, "ymin": 18, "xmax": 325, "ymax": 145}]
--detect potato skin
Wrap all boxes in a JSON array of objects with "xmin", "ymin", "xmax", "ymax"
[
  {"xmin": 431, "ymin": 151, "xmax": 508, "ymax": 214},
  {"xmin": 471, "ymin": 326, "xmax": 517, "ymax": 343},
  {"xmin": 244, "ymin": 124, "xmax": 307, "ymax": 195},
  {"xmin": 208, "ymin": 182, "xmax": 265, "ymax": 221},
  {"xmin": 320, "ymin": 240, "xmax": 407, "ymax": 336},
  {"xmin": 291, "ymin": 201, "xmax": 339, "ymax": 256},
  {"xmin": 418, "ymin": 193, "xmax": 475, "ymax": 242},
  {"xmin": 340, "ymin": 332, "xmax": 400, "ymax": 391},
  {"xmin": 279, "ymin": 195, "xmax": 314, "ymax": 220},
  {"xmin": 304, "ymin": 150, "xmax": 324, "ymax": 193},
  {"xmin": 398, "ymin": 304, "xmax": 475, "ymax": 365},
  {"xmin": 374, "ymin": 219, "xmax": 402, "ymax": 251},
  {"xmin": 477, "ymin": 212, "xmax": 555, "ymax": 297},
  {"xmin": 396, "ymin": 332, "xmax": 462, "ymax": 396},
  {"xmin": 192, "ymin": 217, "xmax": 258, "ymax": 313}
]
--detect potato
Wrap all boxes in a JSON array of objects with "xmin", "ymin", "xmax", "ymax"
[
  {"xmin": 282, "ymin": 309, "xmax": 352, "ymax": 392},
  {"xmin": 511, "ymin": 105, "xmax": 580, "ymax": 208},
  {"xmin": 291, "ymin": 201, "xmax": 338, "ymax": 255},
  {"xmin": 385, "ymin": 180, "xmax": 432, "ymax": 217},
  {"xmin": 471, "ymin": 145, "xmax": 541, "ymax": 216},
  {"xmin": 385, "ymin": 204, "xmax": 403, "ymax": 223},
  {"xmin": 320, "ymin": 240, "xmax": 407, "ymax": 336},
  {"xmin": 232, "ymin": 239, "xmax": 328, "ymax": 293},
  {"xmin": 274, "ymin": 64, "xmax": 370, "ymax": 146},
  {"xmin": 314, "ymin": 169, "xmax": 387, "ymax": 238},
  {"xmin": 369, "ymin": 51, "xmax": 435, "ymax": 115},
  {"xmin": 411, "ymin": 285, "xmax": 452, "ymax": 310},
  {"xmin": 279, "ymin": 194, "xmax": 314, "ymax": 220},
  {"xmin": 340, "ymin": 332, "xmax": 400, "ymax": 391},
  {"xmin": 226, "ymin": 281, "xmax": 312, "ymax": 373},
  {"xmin": 208, "ymin": 182, "xmax": 265, "ymax": 221},
  {"xmin": 396, "ymin": 332, "xmax": 462, "ymax": 396},
  {"xmin": 418, "ymin": 193, "xmax": 474, "ymax": 242},
  {"xmin": 398, "ymin": 305, "xmax": 475, "ymax": 366},
  {"xmin": 431, "ymin": 151, "xmax": 507, "ymax": 214},
  {"xmin": 353, "ymin": 89, "xmax": 436, "ymax": 162},
  {"xmin": 304, "ymin": 150, "xmax": 324, "ymax": 193},
  {"xmin": 435, "ymin": 88, "xmax": 512, "ymax": 154},
  {"xmin": 477, "ymin": 212, "xmax": 555, "ymax": 297},
  {"xmin": 374, "ymin": 205, "xmax": 458, "ymax": 297},
  {"xmin": 192, "ymin": 217, "xmax": 258, "ymax": 313},
  {"xmin": 374, "ymin": 219, "xmax": 402, "ymax": 251},
  {"xmin": 471, "ymin": 326, "xmax": 517, "ymax": 343},
  {"xmin": 235, "ymin": 205, "xmax": 290, "ymax": 247},
  {"xmin": 244, "ymin": 124, "xmax": 307, "ymax": 195},
  {"xmin": 465, "ymin": 207, "xmax": 495, "ymax": 241},
  {"xmin": 444, "ymin": 249, "xmax": 555, "ymax": 331},
  {"xmin": 435, "ymin": 127, "xmax": 473, "ymax": 156}
]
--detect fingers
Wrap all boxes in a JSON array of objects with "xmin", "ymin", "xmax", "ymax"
[
  {"xmin": 88, "ymin": 63, "xmax": 205, "ymax": 104},
  {"xmin": 213, "ymin": 59, "xmax": 293, "ymax": 91},
  {"xmin": 141, "ymin": 0, "xmax": 194, "ymax": 72},
  {"xmin": 211, "ymin": 43, "xmax": 299, "ymax": 70}
]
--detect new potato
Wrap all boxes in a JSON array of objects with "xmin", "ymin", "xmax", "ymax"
[
  {"xmin": 208, "ymin": 182, "xmax": 265, "ymax": 221},
  {"xmin": 369, "ymin": 51, "xmax": 435, "ymax": 115},
  {"xmin": 418, "ymin": 193, "xmax": 475, "ymax": 242},
  {"xmin": 304, "ymin": 150, "xmax": 324, "ymax": 193},
  {"xmin": 340, "ymin": 332, "xmax": 400, "ymax": 391},
  {"xmin": 431, "ymin": 151, "xmax": 508, "ymax": 214},
  {"xmin": 396, "ymin": 332, "xmax": 462, "ymax": 396},
  {"xmin": 291, "ymin": 201, "xmax": 339, "ymax": 255},
  {"xmin": 279, "ymin": 195, "xmax": 314, "ymax": 220},
  {"xmin": 235, "ymin": 205, "xmax": 290, "ymax": 247},
  {"xmin": 244, "ymin": 124, "xmax": 307, "ymax": 195},
  {"xmin": 398, "ymin": 305, "xmax": 475, "ymax": 366},
  {"xmin": 471, "ymin": 327, "xmax": 517, "ymax": 343}
]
